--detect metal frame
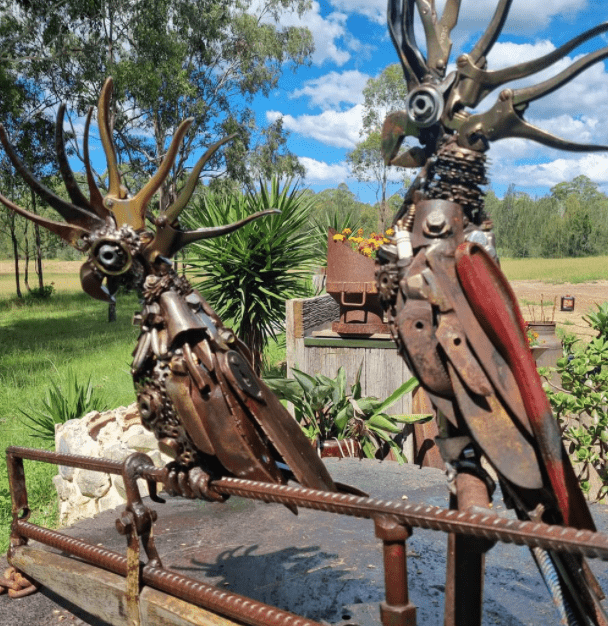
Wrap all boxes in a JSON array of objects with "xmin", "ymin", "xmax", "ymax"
[{"xmin": 5, "ymin": 446, "xmax": 608, "ymax": 626}]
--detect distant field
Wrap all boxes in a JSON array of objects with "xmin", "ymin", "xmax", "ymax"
[
  {"xmin": 2, "ymin": 255, "xmax": 608, "ymax": 298},
  {"xmin": 500, "ymin": 256, "xmax": 608, "ymax": 283},
  {"xmin": 0, "ymin": 260, "xmax": 83, "ymax": 297}
]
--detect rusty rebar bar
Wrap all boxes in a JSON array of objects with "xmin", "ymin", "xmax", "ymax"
[
  {"xmin": 13, "ymin": 522, "xmax": 323, "ymax": 626},
  {"xmin": 9, "ymin": 447, "xmax": 608, "ymax": 561},
  {"xmin": 7, "ymin": 447, "xmax": 123, "ymax": 475},
  {"xmin": 207, "ymin": 477, "xmax": 608, "ymax": 561}
]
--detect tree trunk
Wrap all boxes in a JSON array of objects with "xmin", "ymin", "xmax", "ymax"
[
  {"xmin": 35, "ymin": 223, "xmax": 44, "ymax": 289},
  {"xmin": 32, "ymin": 189, "xmax": 44, "ymax": 289},
  {"xmin": 24, "ymin": 236, "xmax": 30, "ymax": 293},
  {"xmin": 10, "ymin": 217, "xmax": 22, "ymax": 299}
]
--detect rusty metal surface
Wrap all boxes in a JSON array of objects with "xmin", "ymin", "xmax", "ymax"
[{"xmin": 10, "ymin": 446, "xmax": 608, "ymax": 564}]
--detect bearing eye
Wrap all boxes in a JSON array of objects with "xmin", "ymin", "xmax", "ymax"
[{"xmin": 91, "ymin": 239, "xmax": 133, "ymax": 276}]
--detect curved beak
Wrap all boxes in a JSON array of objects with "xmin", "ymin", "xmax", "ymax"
[{"xmin": 80, "ymin": 262, "xmax": 115, "ymax": 303}]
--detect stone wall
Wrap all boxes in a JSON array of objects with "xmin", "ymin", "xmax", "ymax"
[{"xmin": 53, "ymin": 404, "xmax": 172, "ymax": 526}]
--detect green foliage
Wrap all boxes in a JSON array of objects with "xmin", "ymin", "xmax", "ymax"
[
  {"xmin": 185, "ymin": 177, "xmax": 317, "ymax": 372},
  {"xmin": 3, "ymin": 0, "xmax": 313, "ymax": 233},
  {"xmin": 266, "ymin": 366, "xmax": 427, "ymax": 462},
  {"xmin": 24, "ymin": 283, "xmax": 55, "ymax": 301},
  {"xmin": 487, "ymin": 176, "xmax": 608, "ymax": 259},
  {"xmin": 20, "ymin": 367, "xmax": 108, "ymax": 446},
  {"xmin": 583, "ymin": 302, "xmax": 608, "ymax": 337},
  {"xmin": 541, "ymin": 304, "xmax": 608, "ymax": 502}
]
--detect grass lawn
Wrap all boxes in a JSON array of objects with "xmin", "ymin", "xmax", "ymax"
[
  {"xmin": 500, "ymin": 255, "xmax": 608, "ymax": 283},
  {"xmin": 0, "ymin": 276, "xmax": 140, "ymax": 554}
]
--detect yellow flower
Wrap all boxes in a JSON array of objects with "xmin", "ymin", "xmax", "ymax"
[
  {"xmin": 351, "ymin": 236, "xmax": 363, "ymax": 243},
  {"xmin": 362, "ymin": 247, "xmax": 372, "ymax": 256},
  {"xmin": 342, "ymin": 228, "xmax": 352, "ymax": 235},
  {"xmin": 385, "ymin": 227, "xmax": 395, "ymax": 236},
  {"xmin": 357, "ymin": 228, "xmax": 364, "ymax": 236},
  {"xmin": 333, "ymin": 233, "xmax": 345, "ymax": 242},
  {"xmin": 383, "ymin": 237, "xmax": 390, "ymax": 243}
]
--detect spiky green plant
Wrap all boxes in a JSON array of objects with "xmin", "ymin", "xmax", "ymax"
[
  {"xmin": 20, "ymin": 366, "xmax": 108, "ymax": 446},
  {"xmin": 311, "ymin": 209, "xmax": 363, "ymax": 264},
  {"xmin": 185, "ymin": 177, "xmax": 317, "ymax": 372}
]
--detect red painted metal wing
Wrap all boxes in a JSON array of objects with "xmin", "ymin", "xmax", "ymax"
[{"xmin": 455, "ymin": 241, "xmax": 595, "ymax": 531}]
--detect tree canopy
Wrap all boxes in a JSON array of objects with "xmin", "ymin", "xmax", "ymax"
[{"xmin": 2, "ymin": 0, "xmax": 313, "ymax": 208}]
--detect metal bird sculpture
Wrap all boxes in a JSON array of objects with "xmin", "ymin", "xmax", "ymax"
[
  {"xmin": 377, "ymin": 1, "xmax": 608, "ymax": 624},
  {"xmin": 0, "ymin": 78, "xmax": 338, "ymax": 504}
]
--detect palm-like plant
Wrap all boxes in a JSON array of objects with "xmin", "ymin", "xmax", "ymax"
[
  {"xmin": 185, "ymin": 177, "xmax": 317, "ymax": 372},
  {"xmin": 20, "ymin": 367, "xmax": 108, "ymax": 446},
  {"xmin": 311, "ymin": 209, "xmax": 363, "ymax": 264}
]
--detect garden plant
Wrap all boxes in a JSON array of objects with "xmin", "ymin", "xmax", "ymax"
[
  {"xmin": 266, "ymin": 365, "xmax": 429, "ymax": 462},
  {"xmin": 541, "ymin": 302, "xmax": 608, "ymax": 503}
]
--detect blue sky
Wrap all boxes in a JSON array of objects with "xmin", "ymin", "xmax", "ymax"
[{"xmin": 247, "ymin": 0, "xmax": 608, "ymax": 204}]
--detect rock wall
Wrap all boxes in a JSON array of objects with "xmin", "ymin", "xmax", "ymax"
[{"xmin": 54, "ymin": 404, "xmax": 172, "ymax": 526}]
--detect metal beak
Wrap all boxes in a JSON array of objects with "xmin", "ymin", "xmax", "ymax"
[{"xmin": 80, "ymin": 262, "xmax": 115, "ymax": 303}]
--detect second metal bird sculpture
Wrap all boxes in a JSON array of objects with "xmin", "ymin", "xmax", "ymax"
[{"xmin": 377, "ymin": 1, "xmax": 608, "ymax": 624}]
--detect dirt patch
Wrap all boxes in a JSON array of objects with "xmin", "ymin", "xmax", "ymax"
[{"xmin": 510, "ymin": 280, "xmax": 608, "ymax": 342}]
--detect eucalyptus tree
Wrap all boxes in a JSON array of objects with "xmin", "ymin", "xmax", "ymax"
[
  {"xmin": 346, "ymin": 64, "xmax": 411, "ymax": 230},
  {"xmin": 5, "ymin": 0, "xmax": 312, "ymax": 209}
]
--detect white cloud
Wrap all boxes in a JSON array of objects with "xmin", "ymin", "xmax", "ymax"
[
  {"xmin": 300, "ymin": 157, "xmax": 351, "ymax": 182},
  {"xmin": 330, "ymin": 0, "xmax": 385, "ymax": 25},
  {"xmin": 330, "ymin": 0, "xmax": 587, "ymax": 32},
  {"xmin": 267, "ymin": 105, "xmax": 364, "ymax": 149},
  {"xmin": 490, "ymin": 152, "xmax": 608, "ymax": 189},
  {"xmin": 290, "ymin": 70, "xmax": 370, "ymax": 110}
]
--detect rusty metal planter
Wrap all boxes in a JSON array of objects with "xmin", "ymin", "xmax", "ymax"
[
  {"xmin": 316, "ymin": 438, "xmax": 364, "ymax": 459},
  {"xmin": 326, "ymin": 230, "xmax": 388, "ymax": 335}
]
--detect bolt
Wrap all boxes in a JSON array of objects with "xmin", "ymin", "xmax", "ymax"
[
  {"xmin": 116, "ymin": 512, "xmax": 133, "ymax": 536},
  {"xmin": 424, "ymin": 210, "xmax": 447, "ymax": 234}
]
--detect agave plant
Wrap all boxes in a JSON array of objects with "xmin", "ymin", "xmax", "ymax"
[
  {"xmin": 20, "ymin": 367, "xmax": 108, "ymax": 446},
  {"xmin": 184, "ymin": 176, "xmax": 317, "ymax": 372},
  {"xmin": 266, "ymin": 365, "xmax": 429, "ymax": 462}
]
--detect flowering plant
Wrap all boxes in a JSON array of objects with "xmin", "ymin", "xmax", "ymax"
[
  {"xmin": 525, "ymin": 325, "xmax": 539, "ymax": 347},
  {"xmin": 332, "ymin": 227, "xmax": 395, "ymax": 259}
]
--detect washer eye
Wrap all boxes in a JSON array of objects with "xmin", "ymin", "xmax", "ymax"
[{"xmin": 92, "ymin": 239, "xmax": 133, "ymax": 275}]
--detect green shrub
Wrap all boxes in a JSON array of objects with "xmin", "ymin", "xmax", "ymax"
[
  {"xmin": 24, "ymin": 283, "xmax": 55, "ymax": 301},
  {"xmin": 541, "ymin": 303, "xmax": 608, "ymax": 502},
  {"xmin": 20, "ymin": 366, "xmax": 108, "ymax": 446}
]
